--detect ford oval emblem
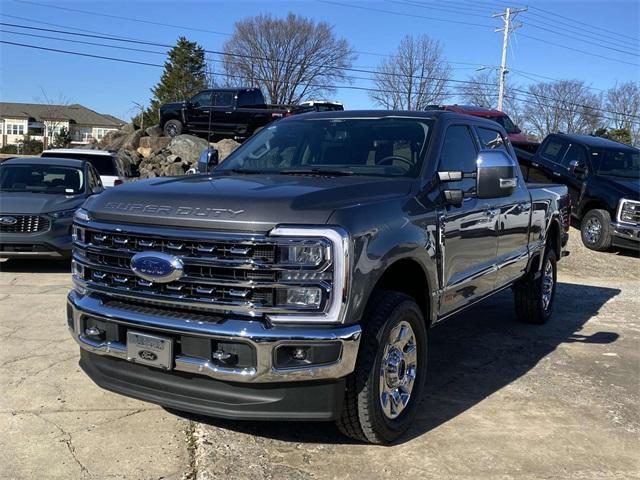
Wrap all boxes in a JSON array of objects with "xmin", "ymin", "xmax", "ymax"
[
  {"xmin": 138, "ymin": 350, "xmax": 158, "ymax": 361},
  {"xmin": 0, "ymin": 216, "xmax": 17, "ymax": 226},
  {"xmin": 130, "ymin": 251, "xmax": 184, "ymax": 283}
]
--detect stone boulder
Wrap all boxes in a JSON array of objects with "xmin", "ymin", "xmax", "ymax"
[
  {"xmin": 167, "ymin": 134, "xmax": 209, "ymax": 168},
  {"xmin": 98, "ymin": 130, "xmax": 128, "ymax": 150},
  {"xmin": 120, "ymin": 123, "xmax": 136, "ymax": 134},
  {"xmin": 139, "ymin": 136, "xmax": 171, "ymax": 153},
  {"xmin": 212, "ymin": 138, "xmax": 240, "ymax": 162},
  {"xmin": 122, "ymin": 129, "xmax": 144, "ymax": 151},
  {"xmin": 145, "ymin": 125, "xmax": 163, "ymax": 137}
]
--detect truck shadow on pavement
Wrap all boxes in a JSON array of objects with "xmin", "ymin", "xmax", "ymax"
[
  {"xmin": 172, "ymin": 281, "xmax": 621, "ymax": 445},
  {"xmin": 0, "ymin": 258, "xmax": 71, "ymax": 273}
]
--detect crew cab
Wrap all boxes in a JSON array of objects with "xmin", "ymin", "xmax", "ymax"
[
  {"xmin": 160, "ymin": 87, "xmax": 303, "ymax": 141},
  {"xmin": 0, "ymin": 157, "xmax": 104, "ymax": 258},
  {"xmin": 41, "ymin": 149, "xmax": 131, "ymax": 188},
  {"xmin": 519, "ymin": 133, "xmax": 639, "ymax": 251},
  {"xmin": 67, "ymin": 111, "xmax": 570, "ymax": 444}
]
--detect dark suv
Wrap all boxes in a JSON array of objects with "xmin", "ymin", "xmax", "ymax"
[{"xmin": 520, "ymin": 133, "xmax": 639, "ymax": 251}]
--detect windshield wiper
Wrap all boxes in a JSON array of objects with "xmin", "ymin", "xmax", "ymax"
[{"xmin": 279, "ymin": 168, "xmax": 355, "ymax": 176}]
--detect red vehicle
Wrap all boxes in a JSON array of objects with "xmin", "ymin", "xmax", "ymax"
[{"xmin": 432, "ymin": 105, "xmax": 530, "ymax": 145}]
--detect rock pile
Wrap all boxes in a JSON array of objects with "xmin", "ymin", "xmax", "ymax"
[{"xmin": 90, "ymin": 123, "xmax": 240, "ymax": 178}]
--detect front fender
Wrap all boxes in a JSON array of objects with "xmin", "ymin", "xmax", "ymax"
[{"xmin": 328, "ymin": 196, "xmax": 439, "ymax": 326}]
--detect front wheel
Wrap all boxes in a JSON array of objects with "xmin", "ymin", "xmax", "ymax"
[
  {"xmin": 163, "ymin": 119, "xmax": 183, "ymax": 137},
  {"xmin": 580, "ymin": 209, "xmax": 613, "ymax": 251},
  {"xmin": 337, "ymin": 291, "xmax": 428, "ymax": 444}
]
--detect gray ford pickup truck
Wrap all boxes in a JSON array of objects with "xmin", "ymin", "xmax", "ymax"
[{"xmin": 67, "ymin": 110, "xmax": 570, "ymax": 444}]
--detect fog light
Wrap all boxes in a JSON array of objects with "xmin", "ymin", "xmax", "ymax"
[
  {"xmin": 292, "ymin": 347, "xmax": 307, "ymax": 360},
  {"xmin": 277, "ymin": 287, "xmax": 321, "ymax": 308},
  {"xmin": 85, "ymin": 326, "xmax": 103, "ymax": 338}
]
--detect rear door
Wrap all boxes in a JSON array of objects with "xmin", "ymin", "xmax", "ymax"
[
  {"xmin": 476, "ymin": 126, "xmax": 531, "ymax": 287},
  {"xmin": 209, "ymin": 91, "xmax": 236, "ymax": 135},
  {"xmin": 437, "ymin": 124, "xmax": 497, "ymax": 316},
  {"xmin": 536, "ymin": 137, "xmax": 570, "ymax": 182}
]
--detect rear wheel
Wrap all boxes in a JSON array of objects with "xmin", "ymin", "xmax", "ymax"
[
  {"xmin": 163, "ymin": 119, "xmax": 183, "ymax": 137},
  {"xmin": 580, "ymin": 209, "xmax": 612, "ymax": 251},
  {"xmin": 514, "ymin": 248, "xmax": 557, "ymax": 324},
  {"xmin": 337, "ymin": 291, "xmax": 428, "ymax": 444}
]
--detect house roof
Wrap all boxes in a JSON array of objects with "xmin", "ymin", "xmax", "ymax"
[{"xmin": 0, "ymin": 102, "xmax": 125, "ymax": 127}]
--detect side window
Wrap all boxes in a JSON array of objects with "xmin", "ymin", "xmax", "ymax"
[
  {"xmin": 237, "ymin": 91, "xmax": 253, "ymax": 107},
  {"xmin": 540, "ymin": 139, "xmax": 569, "ymax": 164},
  {"xmin": 190, "ymin": 91, "xmax": 212, "ymax": 108},
  {"xmin": 477, "ymin": 127, "xmax": 507, "ymax": 151},
  {"xmin": 562, "ymin": 144, "xmax": 588, "ymax": 168},
  {"xmin": 213, "ymin": 92, "xmax": 234, "ymax": 107},
  {"xmin": 439, "ymin": 125, "xmax": 478, "ymax": 172},
  {"xmin": 88, "ymin": 166, "xmax": 102, "ymax": 191}
]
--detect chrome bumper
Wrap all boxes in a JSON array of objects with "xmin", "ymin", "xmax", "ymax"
[
  {"xmin": 611, "ymin": 222, "xmax": 640, "ymax": 243},
  {"xmin": 67, "ymin": 292, "xmax": 361, "ymax": 383}
]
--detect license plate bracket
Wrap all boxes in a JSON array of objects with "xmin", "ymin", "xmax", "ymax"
[{"xmin": 126, "ymin": 331, "xmax": 173, "ymax": 370}]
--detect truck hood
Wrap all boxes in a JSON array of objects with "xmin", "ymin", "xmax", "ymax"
[
  {"xmin": 160, "ymin": 101, "xmax": 186, "ymax": 112},
  {"xmin": 597, "ymin": 175, "xmax": 640, "ymax": 201},
  {"xmin": 0, "ymin": 192, "xmax": 87, "ymax": 214},
  {"xmin": 85, "ymin": 174, "xmax": 415, "ymax": 232}
]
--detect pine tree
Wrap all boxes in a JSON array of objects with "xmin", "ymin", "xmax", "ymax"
[{"xmin": 145, "ymin": 37, "xmax": 208, "ymax": 126}]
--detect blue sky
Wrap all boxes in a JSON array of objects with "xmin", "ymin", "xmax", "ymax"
[{"xmin": 1, "ymin": 0, "xmax": 638, "ymax": 122}]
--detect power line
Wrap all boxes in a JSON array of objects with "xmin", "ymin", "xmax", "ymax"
[
  {"xmin": 324, "ymin": 0, "xmax": 640, "ymax": 67},
  {"xmin": 4, "ymin": 35, "xmax": 638, "ymax": 125}
]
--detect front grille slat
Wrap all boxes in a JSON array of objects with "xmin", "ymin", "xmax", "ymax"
[
  {"xmin": 0, "ymin": 215, "xmax": 50, "ymax": 233},
  {"xmin": 74, "ymin": 225, "xmax": 331, "ymax": 316}
]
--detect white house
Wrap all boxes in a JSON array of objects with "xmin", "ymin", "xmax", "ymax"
[{"xmin": 0, "ymin": 102, "xmax": 125, "ymax": 149}]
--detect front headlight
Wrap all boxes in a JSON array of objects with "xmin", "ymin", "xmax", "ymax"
[
  {"xmin": 268, "ymin": 226, "xmax": 350, "ymax": 324},
  {"xmin": 74, "ymin": 208, "xmax": 92, "ymax": 222},
  {"xmin": 50, "ymin": 208, "xmax": 77, "ymax": 219},
  {"xmin": 618, "ymin": 199, "xmax": 640, "ymax": 225}
]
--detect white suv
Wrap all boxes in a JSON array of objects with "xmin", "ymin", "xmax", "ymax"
[{"xmin": 41, "ymin": 149, "xmax": 130, "ymax": 188}]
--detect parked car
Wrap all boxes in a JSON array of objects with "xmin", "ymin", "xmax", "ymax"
[
  {"xmin": 430, "ymin": 104, "xmax": 534, "ymax": 147},
  {"xmin": 517, "ymin": 133, "xmax": 639, "ymax": 251},
  {"xmin": 68, "ymin": 110, "xmax": 570, "ymax": 444},
  {"xmin": 41, "ymin": 149, "xmax": 131, "ymax": 188},
  {"xmin": 0, "ymin": 157, "xmax": 104, "ymax": 258},
  {"xmin": 160, "ymin": 87, "xmax": 318, "ymax": 141}
]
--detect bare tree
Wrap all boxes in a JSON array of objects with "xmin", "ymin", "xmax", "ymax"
[
  {"xmin": 522, "ymin": 80, "xmax": 603, "ymax": 139},
  {"xmin": 369, "ymin": 35, "xmax": 451, "ymax": 110},
  {"xmin": 223, "ymin": 13, "xmax": 355, "ymax": 105},
  {"xmin": 457, "ymin": 70, "xmax": 524, "ymax": 126},
  {"xmin": 605, "ymin": 81, "xmax": 640, "ymax": 146},
  {"xmin": 36, "ymin": 88, "xmax": 71, "ymax": 148}
]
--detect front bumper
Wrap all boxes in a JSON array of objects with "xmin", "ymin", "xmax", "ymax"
[
  {"xmin": 0, "ymin": 217, "xmax": 73, "ymax": 258},
  {"xmin": 68, "ymin": 292, "xmax": 361, "ymax": 418},
  {"xmin": 611, "ymin": 222, "xmax": 640, "ymax": 250}
]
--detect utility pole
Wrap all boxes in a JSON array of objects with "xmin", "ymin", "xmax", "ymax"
[{"xmin": 493, "ymin": 6, "xmax": 527, "ymax": 111}]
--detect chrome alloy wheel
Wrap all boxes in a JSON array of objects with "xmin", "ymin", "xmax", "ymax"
[
  {"xmin": 584, "ymin": 216, "xmax": 602, "ymax": 244},
  {"xmin": 379, "ymin": 321, "xmax": 418, "ymax": 419},
  {"xmin": 541, "ymin": 257, "xmax": 554, "ymax": 312}
]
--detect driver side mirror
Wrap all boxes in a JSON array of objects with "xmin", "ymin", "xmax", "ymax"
[
  {"xmin": 197, "ymin": 148, "xmax": 219, "ymax": 173},
  {"xmin": 568, "ymin": 160, "xmax": 586, "ymax": 179},
  {"xmin": 476, "ymin": 151, "xmax": 518, "ymax": 199}
]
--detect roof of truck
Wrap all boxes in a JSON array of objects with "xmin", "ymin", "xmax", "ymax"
[
  {"xmin": 285, "ymin": 109, "xmax": 500, "ymax": 125},
  {"xmin": 553, "ymin": 133, "xmax": 638, "ymax": 150}
]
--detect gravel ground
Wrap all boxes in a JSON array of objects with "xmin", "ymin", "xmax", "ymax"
[{"xmin": 1, "ymin": 227, "xmax": 638, "ymax": 480}]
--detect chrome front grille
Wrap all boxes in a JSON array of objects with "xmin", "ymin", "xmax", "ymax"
[
  {"xmin": 619, "ymin": 200, "xmax": 640, "ymax": 225},
  {"xmin": 72, "ymin": 221, "xmax": 337, "ymax": 318},
  {"xmin": 0, "ymin": 215, "xmax": 50, "ymax": 233}
]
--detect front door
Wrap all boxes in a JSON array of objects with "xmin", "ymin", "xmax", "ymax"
[
  {"xmin": 476, "ymin": 127, "xmax": 531, "ymax": 287},
  {"xmin": 437, "ymin": 125, "xmax": 498, "ymax": 316},
  {"xmin": 561, "ymin": 142, "xmax": 589, "ymax": 207},
  {"xmin": 185, "ymin": 91, "xmax": 214, "ymax": 133},
  {"xmin": 209, "ymin": 91, "xmax": 236, "ymax": 135}
]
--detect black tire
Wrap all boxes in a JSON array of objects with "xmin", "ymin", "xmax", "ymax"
[
  {"xmin": 514, "ymin": 248, "xmax": 557, "ymax": 324},
  {"xmin": 580, "ymin": 209, "xmax": 613, "ymax": 251},
  {"xmin": 336, "ymin": 291, "xmax": 428, "ymax": 444},
  {"xmin": 163, "ymin": 119, "xmax": 183, "ymax": 137}
]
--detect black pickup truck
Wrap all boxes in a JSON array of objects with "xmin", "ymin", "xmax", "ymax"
[
  {"xmin": 159, "ymin": 87, "xmax": 344, "ymax": 140},
  {"xmin": 68, "ymin": 110, "xmax": 570, "ymax": 444},
  {"xmin": 517, "ymin": 133, "xmax": 639, "ymax": 251}
]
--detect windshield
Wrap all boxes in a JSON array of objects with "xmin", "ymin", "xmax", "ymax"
[
  {"xmin": 41, "ymin": 152, "xmax": 117, "ymax": 175},
  {"xmin": 0, "ymin": 164, "xmax": 85, "ymax": 194},
  {"xmin": 482, "ymin": 114, "xmax": 519, "ymax": 134},
  {"xmin": 594, "ymin": 148, "xmax": 640, "ymax": 179},
  {"xmin": 216, "ymin": 117, "xmax": 433, "ymax": 178}
]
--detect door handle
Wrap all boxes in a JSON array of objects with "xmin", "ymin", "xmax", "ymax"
[
  {"xmin": 552, "ymin": 171, "xmax": 561, "ymax": 177},
  {"xmin": 225, "ymin": 111, "xmax": 232, "ymax": 114}
]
